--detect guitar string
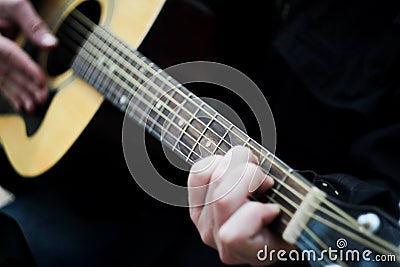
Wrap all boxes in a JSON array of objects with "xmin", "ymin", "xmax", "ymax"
[
  {"xmin": 57, "ymin": 36, "xmax": 211, "ymax": 168},
  {"xmin": 66, "ymin": 12, "xmax": 322, "ymax": 209},
  {"xmin": 267, "ymin": 197, "xmax": 343, "ymax": 267},
  {"xmin": 63, "ymin": 27, "xmax": 399, "ymax": 259},
  {"xmin": 57, "ymin": 28, "xmax": 228, "ymax": 165},
  {"xmin": 71, "ymin": 28, "xmax": 335, "ymax": 262},
  {"xmin": 58, "ymin": 30, "xmax": 219, "ymax": 165},
  {"xmin": 69, "ymin": 10, "xmax": 316, "ymax": 198},
  {"xmin": 59, "ymin": 23, "xmax": 338, "ymax": 263},
  {"xmin": 68, "ymin": 10, "xmax": 383, "ymax": 239},
  {"xmin": 64, "ymin": 11, "xmax": 398, "ymax": 258},
  {"xmin": 61, "ymin": 10, "xmax": 399, "ymax": 256},
  {"xmin": 79, "ymin": 18, "xmax": 398, "ymax": 255},
  {"xmin": 270, "ymin": 188, "xmax": 396, "ymax": 258},
  {"xmin": 56, "ymin": 25, "xmax": 335, "ymax": 257},
  {"xmin": 68, "ymin": 8, "xmax": 366, "ymax": 238},
  {"xmin": 63, "ymin": 15, "xmax": 237, "ymax": 159},
  {"xmin": 76, "ymin": 13, "xmax": 400, "ymax": 258},
  {"xmin": 69, "ymin": 28, "xmax": 342, "ymax": 260},
  {"xmin": 60, "ymin": 16, "xmax": 315, "ymax": 209},
  {"xmin": 57, "ymin": 15, "xmax": 398, "ymax": 262},
  {"xmin": 268, "ymin": 176, "xmax": 400, "ymax": 260},
  {"xmin": 272, "ymin": 173, "xmax": 399, "ymax": 256}
]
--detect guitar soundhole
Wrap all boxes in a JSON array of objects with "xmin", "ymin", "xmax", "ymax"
[{"xmin": 47, "ymin": 1, "xmax": 102, "ymax": 77}]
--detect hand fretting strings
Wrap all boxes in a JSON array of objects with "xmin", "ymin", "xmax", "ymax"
[{"xmin": 55, "ymin": 8, "xmax": 399, "ymax": 261}]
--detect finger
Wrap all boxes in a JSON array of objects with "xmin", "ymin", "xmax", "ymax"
[
  {"xmin": 189, "ymin": 155, "xmax": 224, "ymax": 188},
  {"xmin": 189, "ymin": 156, "xmax": 222, "ymax": 249},
  {"xmin": 7, "ymin": 68, "xmax": 47, "ymax": 103},
  {"xmin": 1, "ymin": 78, "xmax": 34, "ymax": 112},
  {"xmin": 212, "ymin": 146, "xmax": 259, "ymax": 181},
  {"xmin": 202, "ymin": 146, "xmax": 258, "ymax": 204},
  {"xmin": 0, "ymin": 66, "xmax": 20, "ymax": 110},
  {"xmin": 194, "ymin": 204, "xmax": 217, "ymax": 249},
  {"xmin": 188, "ymin": 155, "xmax": 223, "ymax": 224},
  {"xmin": 0, "ymin": 19, "xmax": 12, "ymax": 30},
  {"xmin": 220, "ymin": 202, "xmax": 280, "ymax": 241},
  {"xmin": 212, "ymin": 163, "xmax": 274, "ymax": 226},
  {"xmin": 6, "ymin": 0, "xmax": 57, "ymax": 48},
  {"xmin": 217, "ymin": 202, "xmax": 283, "ymax": 266},
  {"xmin": 0, "ymin": 34, "xmax": 46, "ymax": 87},
  {"xmin": 0, "ymin": 85, "xmax": 22, "ymax": 112}
]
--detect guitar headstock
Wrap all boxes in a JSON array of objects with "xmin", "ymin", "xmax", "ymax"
[{"xmin": 292, "ymin": 195, "xmax": 400, "ymax": 267}]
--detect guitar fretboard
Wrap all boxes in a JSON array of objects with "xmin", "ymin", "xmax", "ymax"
[{"xmin": 71, "ymin": 25, "xmax": 310, "ymax": 233}]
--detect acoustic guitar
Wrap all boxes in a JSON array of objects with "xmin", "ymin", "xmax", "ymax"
[{"xmin": 0, "ymin": 0, "xmax": 399, "ymax": 266}]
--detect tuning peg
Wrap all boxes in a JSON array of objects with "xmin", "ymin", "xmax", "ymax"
[{"xmin": 357, "ymin": 213, "xmax": 381, "ymax": 233}]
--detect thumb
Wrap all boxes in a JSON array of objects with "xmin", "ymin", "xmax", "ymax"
[{"xmin": 8, "ymin": 0, "xmax": 58, "ymax": 48}]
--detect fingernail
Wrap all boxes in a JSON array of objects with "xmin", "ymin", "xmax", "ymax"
[
  {"xmin": 35, "ymin": 90, "xmax": 46, "ymax": 102},
  {"xmin": 41, "ymin": 33, "xmax": 57, "ymax": 46},
  {"xmin": 25, "ymin": 99, "xmax": 33, "ymax": 112},
  {"xmin": 266, "ymin": 175, "xmax": 275, "ymax": 185},
  {"xmin": 270, "ymin": 204, "xmax": 281, "ymax": 214}
]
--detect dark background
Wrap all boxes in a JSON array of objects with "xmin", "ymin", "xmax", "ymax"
[{"xmin": 1, "ymin": 0, "xmax": 400, "ymax": 266}]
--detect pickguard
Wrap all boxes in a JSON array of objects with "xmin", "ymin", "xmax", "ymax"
[{"xmin": 0, "ymin": 91, "xmax": 56, "ymax": 137}]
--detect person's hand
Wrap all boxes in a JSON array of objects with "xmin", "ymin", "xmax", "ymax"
[
  {"xmin": 0, "ymin": 0, "xmax": 58, "ymax": 113},
  {"xmin": 188, "ymin": 146, "xmax": 292, "ymax": 266}
]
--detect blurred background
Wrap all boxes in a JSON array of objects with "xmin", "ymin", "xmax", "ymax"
[{"xmin": 1, "ymin": 0, "xmax": 399, "ymax": 266}]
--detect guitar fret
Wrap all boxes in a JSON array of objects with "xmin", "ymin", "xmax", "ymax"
[
  {"xmin": 112, "ymin": 84, "xmax": 123, "ymax": 108},
  {"xmin": 173, "ymin": 102, "xmax": 203, "ymax": 158},
  {"xmin": 212, "ymin": 124, "xmax": 234, "ymax": 155},
  {"xmin": 260, "ymin": 157, "xmax": 267, "ymax": 167},
  {"xmin": 127, "ymin": 101, "xmax": 136, "ymax": 121},
  {"xmin": 92, "ymin": 28, "xmax": 138, "ymax": 107},
  {"xmin": 87, "ymin": 39, "xmax": 102, "ymax": 85},
  {"xmin": 269, "ymin": 167, "xmax": 298, "ymax": 212},
  {"xmin": 95, "ymin": 36, "xmax": 118, "ymax": 102},
  {"xmin": 243, "ymin": 137, "xmax": 252, "ymax": 148},
  {"xmin": 141, "ymin": 112, "xmax": 188, "ymax": 160},
  {"xmin": 135, "ymin": 82, "xmax": 153, "ymax": 125},
  {"xmin": 188, "ymin": 112, "xmax": 217, "ymax": 160},
  {"xmin": 72, "ymin": 55, "xmax": 84, "ymax": 77},
  {"xmin": 66, "ymin": 23, "xmax": 333, "ymax": 241},
  {"xmin": 185, "ymin": 103, "xmax": 209, "ymax": 162},
  {"xmin": 173, "ymin": 119, "xmax": 191, "ymax": 156},
  {"xmin": 83, "ymin": 50, "xmax": 97, "ymax": 83},
  {"xmin": 148, "ymin": 87, "xmax": 166, "ymax": 135},
  {"xmin": 158, "ymin": 92, "xmax": 177, "ymax": 137},
  {"xmin": 259, "ymin": 150, "xmax": 273, "ymax": 168},
  {"xmin": 93, "ymin": 62, "xmax": 105, "ymax": 90},
  {"xmin": 161, "ymin": 95, "xmax": 187, "ymax": 143},
  {"xmin": 270, "ymin": 175, "xmax": 287, "ymax": 201},
  {"xmin": 162, "ymin": 129, "xmax": 196, "ymax": 164}
]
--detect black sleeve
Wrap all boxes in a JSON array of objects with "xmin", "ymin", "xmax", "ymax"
[
  {"xmin": 312, "ymin": 123, "xmax": 400, "ymax": 219},
  {"xmin": 0, "ymin": 212, "xmax": 36, "ymax": 267}
]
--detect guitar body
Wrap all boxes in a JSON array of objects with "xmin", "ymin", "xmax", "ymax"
[{"xmin": 0, "ymin": 0, "xmax": 165, "ymax": 177}]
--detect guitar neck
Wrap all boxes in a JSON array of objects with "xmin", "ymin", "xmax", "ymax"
[
  {"xmin": 65, "ymin": 16, "xmax": 400, "ymax": 265},
  {"xmin": 71, "ymin": 24, "xmax": 310, "ymax": 234}
]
